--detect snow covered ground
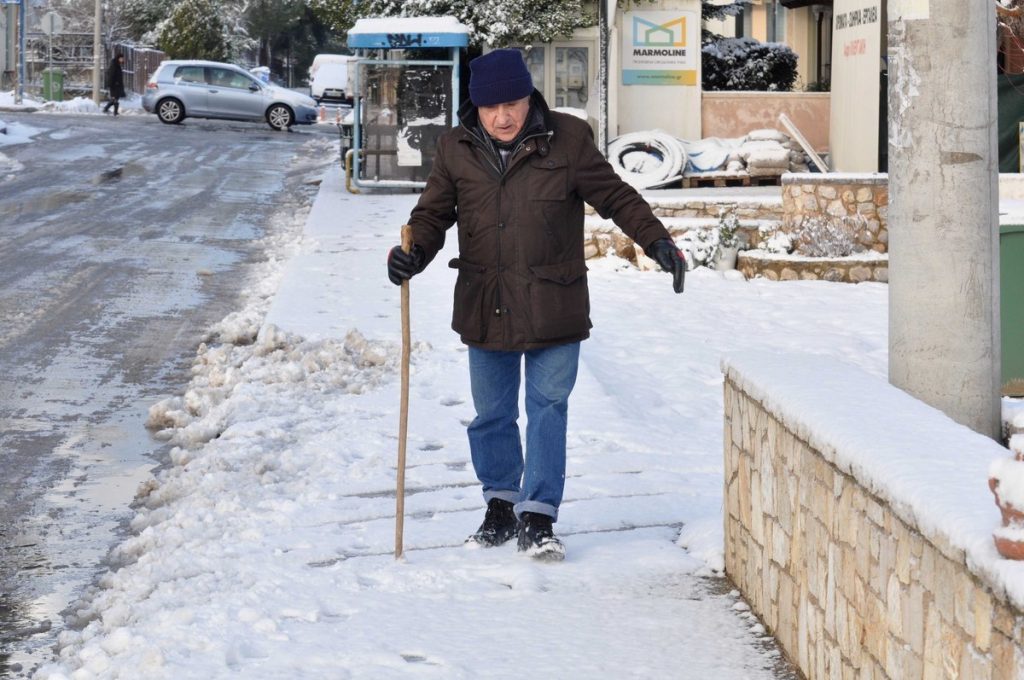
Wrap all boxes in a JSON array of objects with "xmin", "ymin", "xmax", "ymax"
[
  {"xmin": 28, "ymin": 161, "xmax": 896, "ymax": 679},
  {"xmin": 0, "ymin": 91, "xmax": 146, "ymax": 116},
  {"xmin": 1, "ymin": 86, "xmax": 1018, "ymax": 678},
  {"xmin": 23, "ymin": 152, "xmax": 1024, "ymax": 680}
]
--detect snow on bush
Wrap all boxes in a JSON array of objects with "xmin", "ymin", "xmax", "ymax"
[
  {"xmin": 792, "ymin": 214, "xmax": 867, "ymax": 258},
  {"xmin": 702, "ymin": 37, "xmax": 798, "ymax": 92},
  {"xmin": 756, "ymin": 224, "xmax": 793, "ymax": 255}
]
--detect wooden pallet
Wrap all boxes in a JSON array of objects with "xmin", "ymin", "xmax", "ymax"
[
  {"xmin": 681, "ymin": 174, "xmax": 751, "ymax": 189},
  {"xmin": 749, "ymin": 175, "xmax": 784, "ymax": 187},
  {"xmin": 681, "ymin": 173, "xmax": 784, "ymax": 189}
]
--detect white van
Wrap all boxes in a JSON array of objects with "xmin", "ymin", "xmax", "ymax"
[{"xmin": 309, "ymin": 54, "xmax": 356, "ymax": 104}]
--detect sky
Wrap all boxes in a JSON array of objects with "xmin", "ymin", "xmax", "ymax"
[{"xmin": 3, "ymin": 102, "xmax": 1021, "ymax": 679}]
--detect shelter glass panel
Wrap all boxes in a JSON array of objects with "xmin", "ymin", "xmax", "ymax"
[{"xmin": 358, "ymin": 61, "xmax": 453, "ymax": 182}]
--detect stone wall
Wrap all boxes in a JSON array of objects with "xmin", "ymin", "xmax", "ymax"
[
  {"xmin": 584, "ymin": 195, "xmax": 784, "ymax": 260},
  {"xmin": 782, "ymin": 174, "xmax": 889, "ymax": 254},
  {"xmin": 585, "ymin": 196, "xmax": 785, "ymax": 222},
  {"xmin": 723, "ymin": 361, "xmax": 1024, "ymax": 680},
  {"xmin": 737, "ymin": 251, "xmax": 888, "ymax": 283}
]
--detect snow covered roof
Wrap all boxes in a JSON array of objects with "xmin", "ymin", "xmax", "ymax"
[{"xmin": 348, "ymin": 16, "xmax": 469, "ymax": 49}]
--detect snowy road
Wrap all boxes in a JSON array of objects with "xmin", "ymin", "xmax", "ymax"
[{"xmin": 0, "ymin": 112, "xmax": 336, "ymax": 676}]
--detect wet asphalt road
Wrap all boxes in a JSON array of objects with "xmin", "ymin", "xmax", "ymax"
[{"xmin": 0, "ymin": 110, "xmax": 337, "ymax": 676}]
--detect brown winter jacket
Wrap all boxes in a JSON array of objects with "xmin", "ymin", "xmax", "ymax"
[{"xmin": 408, "ymin": 91, "xmax": 671, "ymax": 351}]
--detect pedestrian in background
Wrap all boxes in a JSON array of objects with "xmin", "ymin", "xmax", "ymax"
[
  {"xmin": 103, "ymin": 54, "xmax": 126, "ymax": 116},
  {"xmin": 387, "ymin": 49, "xmax": 685, "ymax": 562}
]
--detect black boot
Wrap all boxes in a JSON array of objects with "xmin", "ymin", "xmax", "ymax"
[
  {"xmin": 466, "ymin": 498, "xmax": 517, "ymax": 547},
  {"xmin": 517, "ymin": 511, "xmax": 565, "ymax": 562}
]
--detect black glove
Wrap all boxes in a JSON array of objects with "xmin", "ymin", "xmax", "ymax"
[
  {"xmin": 387, "ymin": 244, "xmax": 426, "ymax": 285},
  {"xmin": 646, "ymin": 238, "xmax": 686, "ymax": 294}
]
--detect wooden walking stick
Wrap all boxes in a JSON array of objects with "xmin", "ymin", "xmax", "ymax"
[{"xmin": 395, "ymin": 224, "xmax": 413, "ymax": 559}]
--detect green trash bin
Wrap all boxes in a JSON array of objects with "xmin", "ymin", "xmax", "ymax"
[
  {"xmin": 42, "ymin": 69, "xmax": 64, "ymax": 101},
  {"xmin": 1002, "ymin": 223, "xmax": 1024, "ymax": 396}
]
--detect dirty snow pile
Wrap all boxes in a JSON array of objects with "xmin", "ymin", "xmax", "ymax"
[{"xmin": 146, "ymin": 326, "xmax": 400, "ymax": 449}]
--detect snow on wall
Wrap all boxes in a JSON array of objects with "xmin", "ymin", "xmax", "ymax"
[{"xmin": 721, "ymin": 351, "xmax": 1024, "ymax": 609}]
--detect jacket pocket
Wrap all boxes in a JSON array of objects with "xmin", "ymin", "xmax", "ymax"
[
  {"xmin": 528, "ymin": 156, "xmax": 568, "ymax": 201},
  {"xmin": 448, "ymin": 258, "xmax": 488, "ymax": 342},
  {"xmin": 528, "ymin": 259, "xmax": 590, "ymax": 340}
]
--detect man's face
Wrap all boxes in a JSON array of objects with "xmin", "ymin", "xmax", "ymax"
[{"xmin": 478, "ymin": 96, "xmax": 531, "ymax": 143}]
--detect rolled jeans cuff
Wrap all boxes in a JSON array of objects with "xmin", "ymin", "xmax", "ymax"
[
  {"xmin": 484, "ymin": 489, "xmax": 520, "ymax": 506},
  {"xmin": 514, "ymin": 500, "xmax": 558, "ymax": 523}
]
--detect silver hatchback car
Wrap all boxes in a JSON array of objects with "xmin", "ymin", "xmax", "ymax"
[{"xmin": 142, "ymin": 60, "xmax": 318, "ymax": 130}]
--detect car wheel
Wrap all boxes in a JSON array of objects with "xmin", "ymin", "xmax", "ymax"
[
  {"xmin": 267, "ymin": 104, "xmax": 293, "ymax": 131},
  {"xmin": 157, "ymin": 98, "xmax": 184, "ymax": 124}
]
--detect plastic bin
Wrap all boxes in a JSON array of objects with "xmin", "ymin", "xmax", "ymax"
[
  {"xmin": 42, "ymin": 69, "xmax": 63, "ymax": 101},
  {"xmin": 1002, "ymin": 223, "xmax": 1024, "ymax": 396}
]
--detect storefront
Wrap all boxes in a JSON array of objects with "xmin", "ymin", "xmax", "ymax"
[{"xmin": 501, "ymin": 0, "xmax": 704, "ymax": 142}]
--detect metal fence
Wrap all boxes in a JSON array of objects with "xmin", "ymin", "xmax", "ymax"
[
  {"xmin": 25, "ymin": 31, "xmax": 94, "ymax": 94},
  {"xmin": 20, "ymin": 35, "xmax": 165, "ymax": 98},
  {"xmin": 111, "ymin": 43, "xmax": 166, "ymax": 95}
]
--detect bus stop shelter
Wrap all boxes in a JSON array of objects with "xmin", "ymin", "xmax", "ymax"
[{"xmin": 346, "ymin": 16, "xmax": 469, "ymax": 191}]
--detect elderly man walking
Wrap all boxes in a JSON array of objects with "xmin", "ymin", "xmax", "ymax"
[{"xmin": 387, "ymin": 49, "xmax": 685, "ymax": 561}]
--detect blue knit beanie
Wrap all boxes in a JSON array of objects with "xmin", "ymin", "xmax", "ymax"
[{"xmin": 469, "ymin": 49, "xmax": 534, "ymax": 107}]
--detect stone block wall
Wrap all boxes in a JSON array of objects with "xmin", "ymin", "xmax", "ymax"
[
  {"xmin": 782, "ymin": 174, "xmax": 889, "ymax": 254},
  {"xmin": 724, "ymin": 369, "xmax": 1024, "ymax": 679},
  {"xmin": 584, "ymin": 196, "xmax": 784, "ymax": 260},
  {"xmin": 737, "ymin": 251, "xmax": 888, "ymax": 284}
]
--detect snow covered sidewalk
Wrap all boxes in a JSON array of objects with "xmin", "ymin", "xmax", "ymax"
[{"xmin": 38, "ymin": 163, "xmax": 890, "ymax": 679}]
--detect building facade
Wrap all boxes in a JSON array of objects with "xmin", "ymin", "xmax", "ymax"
[{"xmin": 494, "ymin": 0, "xmax": 835, "ymax": 144}]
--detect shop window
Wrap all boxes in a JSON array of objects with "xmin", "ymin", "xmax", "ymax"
[
  {"xmin": 737, "ymin": 2, "xmax": 787, "ymax": 43},
  {"xmin": 555, "ymin": 47, "xmax": 589, "ymax": 108},
  {"xmin": 767, "ymin": 1, "xmax": 787, "ymax": 43},
  {"xmin": 521, "ymin": 48, "xmax": 545, "ymax": 95},
  {"xmin": 510, "ymin": 43, "xmax": 594, "ymax": 113}
]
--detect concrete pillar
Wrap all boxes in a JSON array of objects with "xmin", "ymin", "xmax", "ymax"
[{"xmin": 888, "ymin": 0, "xmax": 1001, "ymax": 439}]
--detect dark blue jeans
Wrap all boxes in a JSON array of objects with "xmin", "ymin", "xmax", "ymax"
[{"xmin": 467, "ymin": 343, "xmax": 580, "ymax": 522}]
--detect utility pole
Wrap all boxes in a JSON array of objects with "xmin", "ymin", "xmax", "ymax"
[
  {"xmin": 92, "ymin": 0, "xmax": 101, "ymax": 105},
  {"xmin": 7, "ymin": 0, "xmax": 23, "ymax": 104},
  {"xmin": 888, "ymin": 1, "xmax": 1001, "ymax": 438},
  {"xmin": 598, "ymin": 0, "xmax": 610, "ymax": 156}
]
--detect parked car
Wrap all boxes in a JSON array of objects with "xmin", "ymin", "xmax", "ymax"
[
  {"xmin": 142, "ymin": 60, "xmax": 318, "ymax": 131},
  {"xmin": 309, "ymin": 55, "xmax": 355, "ymax": 105}
]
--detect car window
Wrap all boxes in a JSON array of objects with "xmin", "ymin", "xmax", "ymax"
[
  {"xmin": 173, "ymin": 66, "xmax": 205, "ymax": 84},
  {"xmin": 209, "ymin": 68, "xmax": 255, "ymax": 90}
]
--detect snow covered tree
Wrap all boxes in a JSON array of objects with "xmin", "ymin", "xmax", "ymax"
[
  {"xmin": 700, "ymin": 1, "xmax": 796, "ymax": 91},
  {"xmin": 247, "ymin": 2, "xmax": 335, "ymax": 84},
  {"xmin": 158, "ymin": 0, "xmax": 235, "ymax": 60},
  {"xmin": 702, "ymin": 37, "xmax": 797, "ymax": 91},
  {"xmin": 248, "ymin": 0, "xmax": 305, "ymax": 65},
  {"xmin": 114, "ymin": 0, "xmax": 178, "ymax": 43},
  {"xmin": 318, "ymin": 0, "xmax": 590, "ymax": 47},
  {"xmin": 702, "ymin": 0, "xmax": 750, "ymax": 21},
  {"xmin": 308, "ymin": 0, "xmax": 360, "ymax": 34}
]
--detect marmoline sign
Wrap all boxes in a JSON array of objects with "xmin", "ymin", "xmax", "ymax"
[{"xmin": 623, "ymin": 10, "xmax": 699, "ymax": 86}]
